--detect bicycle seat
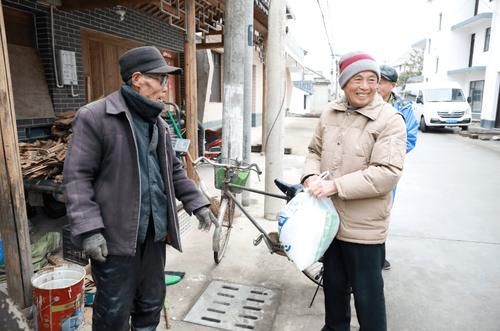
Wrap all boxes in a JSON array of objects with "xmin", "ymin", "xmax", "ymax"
[{"xmin": 274, "ymin": 179, "xmax": 304, "ymax": 202}]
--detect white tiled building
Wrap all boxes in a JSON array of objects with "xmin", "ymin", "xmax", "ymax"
[{"xmin": 420, "ymin": 0, "xmax": 500, "ymax": 128}]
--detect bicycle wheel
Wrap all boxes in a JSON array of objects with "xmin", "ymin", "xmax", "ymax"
[
  {"xmin": 213, "ymin": 196, "xmax": 235, "ymax": 264},
  {"xmin": 302, "ymin": 261, "xmax": 323, "ymax": 287}
]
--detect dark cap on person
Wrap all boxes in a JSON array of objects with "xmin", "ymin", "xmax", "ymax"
[
  {"xmin": 380, "ymin": 64, "xmax": 398, "ymax": 83},
  {"xmin": 119, "ymin": 46, "xmax": 182, "ymax": 82}
]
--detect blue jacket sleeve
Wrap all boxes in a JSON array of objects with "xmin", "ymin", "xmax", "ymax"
[{"xmin": 397, "ymin": 102, "xmax": 418, "ymax": 153}]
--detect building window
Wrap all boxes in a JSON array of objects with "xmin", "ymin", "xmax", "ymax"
[
  {"xmin": 469, "ymin": 33, "xmax": 475, "ymax": 67},
  {"xmin": 428, "ymin": 38, "xmax": 432, "ymax": 54},
  {"xmin": 210, "ymin": 52, "xmax": 222, "ymax": 103},
  {"xmin": 438, "ymin": 13, "xmax": 442, "ymax": 31},
  {"xmin": 474, "ymin": 0, "xmax": 479, "ymax": 15},
  {"xmin": 468, "ymin": 80, "xmax": 484, "ymax": 116},
  {"xmin": 435, "ymin": 57, "xmax": 439, "ymax": 73},
  {"xmin": 484, "ymin": 27, "xmax": 491, "ymax": 52}
]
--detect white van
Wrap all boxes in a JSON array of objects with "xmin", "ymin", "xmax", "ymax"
[{"xmin": 403, "ymin": 82, "xmax": 472, "ymax": 131}]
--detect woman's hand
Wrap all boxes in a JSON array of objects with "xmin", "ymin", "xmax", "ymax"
[
  {"xmin": 307, "ymin": 178, "xmax": 337, "ymax": 198},
  {"xmin": 303, "ymin": 175, "xmax": 319, "ymax": 189}
]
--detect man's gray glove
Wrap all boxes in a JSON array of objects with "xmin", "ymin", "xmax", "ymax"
[
  {"xmin": 83, "ymin": 233, "xmax": 108, "ymax": 262},
  {"xmin": 194, "ymin": 207, "xmax": 217, "ymax": 231}
]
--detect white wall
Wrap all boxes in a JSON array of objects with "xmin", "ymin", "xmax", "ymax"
[
  {"xmin": 454, "ymin": 71, "xmax": 487, "ymax": 97},
  {"xmin": 289, "ymin": 87, "xmax": 308, "ymax": 114},
  {"xmin": 480, "ymin": 0, "xmax": 500, "ymax": 126},
  {"xmin": 311, "ymin": 84, "xmax": 329, "ymax": 114},
  {"xmin": 203, "ymin": 48, "xmax": 264, "ymax": 128},
  {"xmin": 422, "ymin": 0, "xmax": 493, "ymax": 82}
]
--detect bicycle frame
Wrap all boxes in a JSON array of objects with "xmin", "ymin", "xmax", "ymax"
[
  {"xmin": 194, "ymin": 156, "xmax": 323, "ymax": 297},
  {"xmin": 194, "ymin": 156, "xmax": 287, "ymax": 255},
  {"xmin": 223, "ymin": 183, "xmax": 286, "ymax": 254}
]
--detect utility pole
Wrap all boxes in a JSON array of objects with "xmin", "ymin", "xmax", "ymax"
[
  {"xmin": 330, "ymin": 53, "xmax": 334, "ymax": 100},
  {"xmin": 242, "ymin": 1, "xmax": 254, "ymax": 206},
  {"xmin": 222, "ymin": 2, "xmax": 246, "ymax": 161},
  {"xmin": 264, "ymin": 0, "xmax": 286, "ymax": 219},
  {"xmin": 184, "ymin": 0, "xmax": 198, "ymax": 179},
  {"xmin": 334, "ymin": 54, "xmax": 340, "ymax": 99}
]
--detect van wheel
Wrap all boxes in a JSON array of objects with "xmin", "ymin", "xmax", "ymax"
[
  {"xmin": 419, "ymin": 117, "xmax": 428, "ymax": 132},
  {"xmin": 460, "ymin": 126, "xmax": 468, "ymax": 131}
]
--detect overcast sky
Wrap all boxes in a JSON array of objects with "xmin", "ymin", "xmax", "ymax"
[{"xmin": 287, "ymin": 0, "xmax": 429, "ymax": 75}]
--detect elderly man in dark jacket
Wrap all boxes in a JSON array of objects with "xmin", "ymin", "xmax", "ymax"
[{"xmin": 63, "ymin": 46, "xmax": 215, "ymax": 331}]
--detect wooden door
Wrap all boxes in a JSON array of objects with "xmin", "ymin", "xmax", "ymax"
[{"xmin": 81, "ymin": 29, "xmax": 142, "ymax": 102}]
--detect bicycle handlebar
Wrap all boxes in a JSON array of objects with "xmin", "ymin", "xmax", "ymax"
[{"xmin": 193, "ymin": 156, "xmax": 263, "ymax": 175}]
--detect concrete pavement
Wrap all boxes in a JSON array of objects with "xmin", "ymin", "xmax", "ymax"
[
  {"xmin": 163, "ymin": 161, "xmax": 335, "ymax": 331},
  {"xmin": 386, "ymin": 130, "xmax": 500, "ymax": 330},
  {"xmin": 162, "ymin": 117, "xmax": 500, "ymax": 331},
  {"xmin": 8, "ymin": 116, "xmax": 499, "ymax": 330}
]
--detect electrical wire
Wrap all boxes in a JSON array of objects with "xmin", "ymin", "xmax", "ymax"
[
  {"xmin": 51, "ymin": 5, "xmax": 64, "ymax": 88},
  {"xmin": 316, "ymin": 0, "xmax": 335, "ymax": 57},
  {"xmin": 264, "ymin": 79, "xmax": 287, "ymax": 153}
]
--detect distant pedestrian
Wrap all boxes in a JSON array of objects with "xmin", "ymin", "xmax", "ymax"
[
  {"xmin": 64, "ymin": 46, "xmax": 216, "ymax": 330},
  {"xmin": 303, "ymin": 51, "xmax": 407, "ymax": 331},
  {"xmin": 378, "ymin": 64, "xmax": 418, "ymax": 270},
  {"xmin": 378, "ymin": 65, "xmax": 418, "ymax": 153}
]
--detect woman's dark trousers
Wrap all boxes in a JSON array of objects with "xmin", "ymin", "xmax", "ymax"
[{"xmin": 321, "ymin": 239, "xmax": 387, "ymax": 331}]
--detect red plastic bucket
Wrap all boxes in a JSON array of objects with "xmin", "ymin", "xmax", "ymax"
[{"xmin": 31, "ymin": 264, "xmax": 86, "ymax": 331}]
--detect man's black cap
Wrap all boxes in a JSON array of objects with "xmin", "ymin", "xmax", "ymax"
[
  {"xmin": 119, "ymin": 46, "xmax": 182, "ymax": 82},
  {"xmin": 380, "ymin": 64, "xmax": 398, "ymax": 83}
]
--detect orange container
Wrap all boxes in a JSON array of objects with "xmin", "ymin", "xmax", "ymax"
[{"xmin": 31, "ymin": 264, "xmax": 86, "ymax": 331}]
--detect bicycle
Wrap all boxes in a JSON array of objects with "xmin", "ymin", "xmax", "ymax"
[
  {"xmin": 193, "ymin": 156, "xmax": 324, "ymax": 292},
  {"xmin": 160, "ymin": 102, "xmax": 326, "ymax": 289}
]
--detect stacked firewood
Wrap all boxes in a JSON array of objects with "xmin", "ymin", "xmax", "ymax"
[
  {"xmin": 19, "ymin": 112, "xmax": 75, "ymax": 182},
  {"xmin": 51, "ymin": 112, "xmax": 75, "ymax": 139}
]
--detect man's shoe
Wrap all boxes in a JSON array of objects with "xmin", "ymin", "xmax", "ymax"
[{"xmin": 383, "ymin": 259, "xmax": 391, "ymax": 270}]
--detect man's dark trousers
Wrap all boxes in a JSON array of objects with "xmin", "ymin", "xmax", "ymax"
[
  {"xmin": 91, "ymin": 221, "xmax": 166, "ymax": 331},
  {"xmin": 321, "ymin": 239, "xmax": 386, "ymax": 331}
]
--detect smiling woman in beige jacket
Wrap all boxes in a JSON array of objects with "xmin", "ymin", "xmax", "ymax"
[{"xmin": 303, "ymin": 51, "xmax": 406, "ymax": 331}]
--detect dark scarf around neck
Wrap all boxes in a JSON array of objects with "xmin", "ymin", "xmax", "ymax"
[{"xmin": 120, "ymin": 84, "xmax": 164, "ymax": 123}]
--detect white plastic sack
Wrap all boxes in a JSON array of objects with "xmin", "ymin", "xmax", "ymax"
[{"xmin": 277, "ymin": 191, "xmax": 339, "ymax": 271}]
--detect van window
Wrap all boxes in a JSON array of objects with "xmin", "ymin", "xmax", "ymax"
[
  {"xmin": 404, "ymin": 90, "xmax": 418, "ymax": 102},
  {"xmin": 424, "ymin": 88, "xmax": 465, "ymax": 102}
]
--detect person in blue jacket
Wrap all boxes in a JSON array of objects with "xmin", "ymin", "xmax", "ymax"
[
  {"xmin": 379, "ymin": 65, "xmax": 418, "ymax": 153},
  {"xmin": 378, "ymin": 64, "xmax": 418, "ymax": 270}
]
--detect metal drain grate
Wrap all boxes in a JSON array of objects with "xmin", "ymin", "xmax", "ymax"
[{"xmin": 184, "ymin": 280, "xmax": 281, "ymax": 330}]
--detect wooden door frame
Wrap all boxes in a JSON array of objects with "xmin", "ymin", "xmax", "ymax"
[
  {"xmin": 160, "ymin": 48, "xmax": 181, "ymax": 106},
  {"xmin": 0, "ymin": 3, "xmax": 33, "ymax": 308}
]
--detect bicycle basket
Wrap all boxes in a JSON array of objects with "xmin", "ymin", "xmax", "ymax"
[{"xmin": 214, "ymin": 158, "xmax": 251, "ymax": 193}]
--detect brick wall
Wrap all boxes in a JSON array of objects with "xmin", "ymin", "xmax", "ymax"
[{"xmin": 3, "ymin": 0, "xmax": 185, "ymax": 139}]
